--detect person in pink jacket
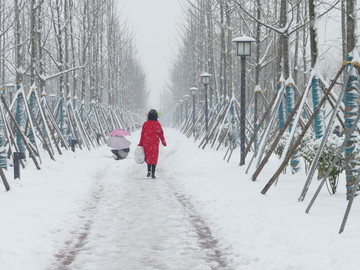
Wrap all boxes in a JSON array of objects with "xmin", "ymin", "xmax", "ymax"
[{"xmin": 138, "ymin": 109, "xmax": 167, "ymax": 179}]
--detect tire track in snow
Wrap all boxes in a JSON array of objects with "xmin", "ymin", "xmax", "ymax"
[
  {"xmin": 160, "ymin": 131, "xmax": 234, "ymax": 269},
  {"xmin": 163, "ymin": 170, "xmax": 234, "ymax": 270},
  {"xmin": 174, "ymin": 191, "xmax": 233, "ymax": 269},
  {"xmin": 66, "ymin": 160, "xmax": 213, "ymax": 269},
  {"xmin": 50, "ymin": 169, "xmax": 106, "ymax": 270},
  {"xmin": 50, "ymin": 154, "xmax": 233, "ymax": 269}
]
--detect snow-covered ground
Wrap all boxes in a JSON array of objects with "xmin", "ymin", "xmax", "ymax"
[{"xmin": 1, "ymin": 128, "xmax": 360, "ymax": 270}]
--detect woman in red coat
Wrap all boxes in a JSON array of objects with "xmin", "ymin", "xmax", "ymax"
[{"xmin": 138, "ymin": 109, "xmax": 167, "ymax": 179}]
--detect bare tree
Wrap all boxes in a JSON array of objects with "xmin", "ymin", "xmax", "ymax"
[
  {"xmin": 14, "ymin": 0, "xmax": 24, "ymax": 86},
  {"xmin": 344, "ymin": 0, "xmax": 358, "ymax": 200}
]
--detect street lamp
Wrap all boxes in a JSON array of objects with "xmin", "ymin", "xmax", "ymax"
[
  {"xmin": 200, "ymin": 72, "xmax": 212, "ymax": 132},
  {"xmin": 232, "ymin": 35, "xmax": 255, "ymax": 166},
  {"xmin": 190, "ymin": 87, "xmax": 198, "ymax": 137}
]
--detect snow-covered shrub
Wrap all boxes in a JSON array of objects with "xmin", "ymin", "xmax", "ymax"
[
  {"xmin": 273, "ymin": 133, "xmax": 289, "ymax": 158},
  {"xmin": 271, "ymin": 130, "xmax": 345, "ymax": 194},
  {"xmin": 218, "ymin": 124, "xmax": 236, "ymax": 147},
  {"xmin": 300, "ymin": 132, "xmax": 345, "ymax": 194}
]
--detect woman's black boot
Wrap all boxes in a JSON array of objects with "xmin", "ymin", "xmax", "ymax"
[
  {"xmin": 147, "ymin": 164, "xmax": 151, "ymax": 177},
  {"xmin": 151, "ymin": 165, "xmax": 156, "ymax": 179}
]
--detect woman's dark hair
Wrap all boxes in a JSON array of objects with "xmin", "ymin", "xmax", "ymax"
[{"xmin": 148, "ymin": 109, "xmax": 158, "ymax": 121}]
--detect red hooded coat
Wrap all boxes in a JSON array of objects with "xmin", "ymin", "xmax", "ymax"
[{"xmin": 138, "ymin": 120, "xmax": 166, "ymax": 165}]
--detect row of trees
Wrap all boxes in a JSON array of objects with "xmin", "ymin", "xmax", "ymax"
[
  {"xmin": 165, "ymin": 0, "xmax": 351, "ymax": 111},
  {"xmin": 0, "ymin": 0, "xmax": 147, "ymax": 111},
  {"xmin": 166, "ymin": 0, "xmax": 359, "ymax": 201}
]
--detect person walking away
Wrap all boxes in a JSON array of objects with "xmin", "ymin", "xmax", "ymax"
[{"xmin": 138, "ymin": 109, "xmax": 167, "ymax": 179}]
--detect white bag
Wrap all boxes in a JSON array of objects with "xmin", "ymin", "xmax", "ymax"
[{"xmin": 134, "ymin": 146, "xmax": 145, "ymax": 164}]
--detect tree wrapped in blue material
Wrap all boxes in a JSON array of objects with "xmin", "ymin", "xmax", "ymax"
[
  {"xmin": 277, "ymin": 76, "xmax": 285, "ymax": 129},
  {"xmin": 59, "ymin": 92, "xmax": 68, "ymax": 147},
  {"xmin": 28, "ymin": 89, "xmax": 37, "ymax": 145},
  {"xmin": 285, "ymin": 77, "xmax": 300, "ymax": 174},
  {"xmin": 16, "ymin": 86, "xmax": 26, "ymax": 154},
  {"xmin": 285, "ymin": 79, "xmax": 295, "ymax": 130},
  {"xmin": 40, "ymin": 92, "xmax": 50, "ymax": 150},
  {"xmin": 229, "ymin": 93, "xmax": 238, "ymax": 150},
  {"xmin": 0, "ymin": 89, "xmax": 7, "ymax": 169},
  {"xmin": 79, "ymin": 100, "xmax": 85, "ymax": 123},
  {"xmin": 343, "ymin": 55, "xmax": 360, "ymax": 200},
  {"xmin": 311, "ymin": 74, "xmax": 325, "ymax": 139}
]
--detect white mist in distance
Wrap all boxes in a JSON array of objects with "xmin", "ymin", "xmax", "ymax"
[{"xmin": 118, "ymin": 0, "xmax": 182, "ymax": 110}]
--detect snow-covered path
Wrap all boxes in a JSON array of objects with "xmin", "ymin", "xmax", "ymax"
[
  {"xmin": 2, "ymin": 128, "xmax": 360, "ymax": 270},
  {"xmin": 49, "ymin": 142, "xmax": 233, "ymax": 269}
]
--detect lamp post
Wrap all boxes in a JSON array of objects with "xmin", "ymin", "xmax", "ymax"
[
  {"xmin": 179, "ymin": 99, "xmax": 184, "ymax": 124},
  {"xmin": 174, "ymin": 103, "xmax": 179, "ymax": 126},
  {"xmin": 232, "ymin": 35, "xmax": 255, "ymax": 166},
  {"xmin": 190, "ymin": 87, "xmax": 198, "ymax": 137},
  {"xmin": 183, "ymin": 94, "xmax": 190, "ymax": 122},
  {"xmin": 200, "ymin": 72, "xmax": 212, "ymax": 132},
  {"xmin": 173, "ymin": 105, "xmax": 176, "ymax": 126}
]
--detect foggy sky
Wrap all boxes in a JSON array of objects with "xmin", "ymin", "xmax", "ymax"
[{"xmin": 118, "ymin": 0, "xmax": 182, "ymax": 109}]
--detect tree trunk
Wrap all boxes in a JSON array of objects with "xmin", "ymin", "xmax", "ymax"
[
  {"xmin": 341, "ymin": 0, "xmax": 347, "ymax": 61},
  {"xmin": 80, "ymin": 1, "xmax": 88, "ymax": 101},
  {"xmin": 64, "ymin": 0, "xmax": 70, "ymax": 96},
  {"xmin": 293, "ymin": 1, "xmax": 301, "ymax": 84},
  {"xmin": 206, "ymin": 1, "xmax": 216, "ymax": 107},
  {"xmin": 15, "ymin": 0, "xmax": 23, "ymax": 86},
  {"xmin": 225, "ymin": 3, "xmax": 233, "ymax": 96},
  {"xmin": 219, "ymin": 0, "xmax": 226, "ymax": 100},
  {"xmin": 37, "ymin": 1, "xmax": 46, "ymax": 93},
  {"xmin": 344, "ymin": 0, "xmax": 358, "ymax": 200},
  {"xmin": 30, "ymin": 0, "xmax": 38, "ymax": 86},
  {"xmin": 254, "ymin": 0, "xmax": 261, "ymax": 152},
  {"xmin": 309, "ymin": 0, "xmax": 318, "ymax": 68}
]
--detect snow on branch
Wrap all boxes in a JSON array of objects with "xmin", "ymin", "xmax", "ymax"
[
  {"xmin": 42, "ymin": 66, "xmax": 85, "ymax": 82},
  {"xmin": 234, "ymin": 0, "xmax": 340, "ymax": 37}
]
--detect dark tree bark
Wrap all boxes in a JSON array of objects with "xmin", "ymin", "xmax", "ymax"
[{"xmin": 309, "ymin": 0, "xmax": 318, "ymax": 67}]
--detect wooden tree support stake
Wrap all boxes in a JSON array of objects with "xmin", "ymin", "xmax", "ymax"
[
  {"xmin": 1, "ymin": 96, "xmax": 41, "ymax": 170},
  {"xmin": 0, "ymin": 165, "xmax": 9, "ymax": 191},
  {"xmin": 260, "ymin": 65, "xmax": 345, "ymax": 194}
]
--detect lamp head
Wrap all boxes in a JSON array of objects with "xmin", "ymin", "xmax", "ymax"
[
  {"xmin": 232, "ymin": 35, "xmax": 256, "ymax": 56},
  {"xmin": 190, "ymin": 87, "xmax": 198, "ymax": 96},
  {"xmin": 200, "ymin": 72, "xmax": 212, "ymax": 85}
]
